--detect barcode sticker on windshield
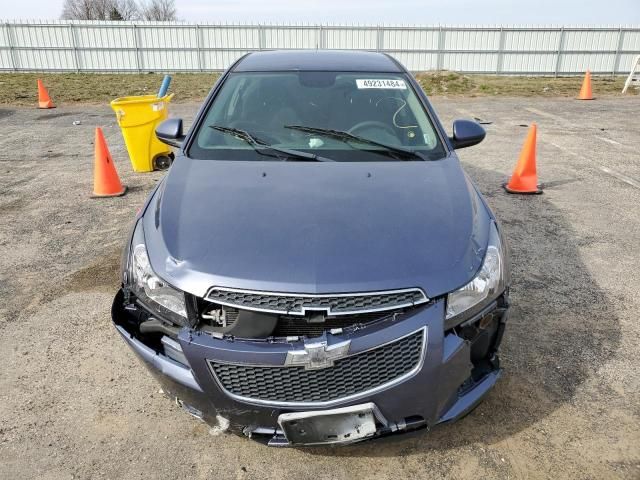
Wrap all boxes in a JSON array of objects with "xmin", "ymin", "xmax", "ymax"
[{"xmin": 356, "ymin": 79, "xmax": 407, "ymax": 89}]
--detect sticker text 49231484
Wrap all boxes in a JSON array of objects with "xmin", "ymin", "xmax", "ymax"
[{"xmin": 356, "ymin": 79, "xmax": 407, "ymax": 90}]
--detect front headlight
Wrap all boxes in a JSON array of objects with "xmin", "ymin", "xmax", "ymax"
[
  {"xmin": 128, "ymin": 221, "xmax": 188, "ymax": 326},
  {"xmin": 445, "ymin": 222, "xmax": 507, "ymax": 326}
]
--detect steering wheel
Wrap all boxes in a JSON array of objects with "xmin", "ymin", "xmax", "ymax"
[{"xmin": 348, "ymin": 120, "xmax": 397, "ymax": 139}]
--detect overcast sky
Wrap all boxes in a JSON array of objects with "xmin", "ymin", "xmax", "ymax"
[{"xmin": 4, "ymin": 0, "xmax": 640, "ymax": 23}]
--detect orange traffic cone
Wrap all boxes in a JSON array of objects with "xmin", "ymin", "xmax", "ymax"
[
  {"xmin": 503, "ymin": 123, "xmax": 542, "ymax": 194},
  {"xmin": 92, "ymin": 128, "xmax": 126, "ymax": 198},
  {"xmin": 577, "ymin": 70, "xmax": 594, "ymax": 100},
  {"xmin": 37, "ymin": 79, "xmax": 55, "ymax": 109}
]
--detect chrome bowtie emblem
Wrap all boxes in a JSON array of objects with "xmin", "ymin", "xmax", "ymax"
[{"xmin": 285, "ymin": 339, "xmax": 351, "ymax": 370}]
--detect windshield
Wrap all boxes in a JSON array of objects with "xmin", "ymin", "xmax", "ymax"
[{"xmin": 190, "ymin": 71, "xmax": 447, "ymax": 162}]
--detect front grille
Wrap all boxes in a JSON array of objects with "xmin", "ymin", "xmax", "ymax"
[
  {"xmin": 209, "ymin": 329, "xmax": 425, "ymax": 404},
  {"xmin": 205, "ymin": 287, "xmax": 428, "ymax": 316}
]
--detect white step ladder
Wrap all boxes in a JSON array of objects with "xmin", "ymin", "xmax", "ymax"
[{"xmin": 622, "ymin": 55, "xmax": 640, "ymax": 94}]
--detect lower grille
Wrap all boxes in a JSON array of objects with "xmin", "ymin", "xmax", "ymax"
[{"xmin": 209, "ymin": 328, "xmax": 425, "ymax": 405}]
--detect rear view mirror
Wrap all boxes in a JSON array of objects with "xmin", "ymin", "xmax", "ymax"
[
  {"xmin": 450, "ymin": 120, "xmax": 486, "ymax": 149},
  {"xmin": 156, "ymin": 118, "xmax": 185, "ymax": 148}
]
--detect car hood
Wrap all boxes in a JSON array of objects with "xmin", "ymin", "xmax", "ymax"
[{"xmin": 142, "ymin": 156, "xmax": 491, "ymax": 299}]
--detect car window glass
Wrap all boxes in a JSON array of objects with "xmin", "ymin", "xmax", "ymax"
[{"xmin": 190, "ymin": 71, "xmax": 446, "ymax": 161}]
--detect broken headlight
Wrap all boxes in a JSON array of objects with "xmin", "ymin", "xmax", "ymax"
[
  {"xmin": 128, "ymin": 221, "xmax": 188, "ymax": 326},
  {"xmin": 445, "ymin": 222, "xmax": 507, "ymax": 327}
]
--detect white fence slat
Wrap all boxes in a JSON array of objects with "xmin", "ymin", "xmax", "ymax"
[{"xmin": 0, "ymin": 21, "xmax": 638, "ymax": 74}]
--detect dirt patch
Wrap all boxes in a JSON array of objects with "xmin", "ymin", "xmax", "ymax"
[
  {"xmin": 63, "ymin": 249, "xmax": 122, "ymax": 294},
  {"xmin": 416, "ymin": 71, "xmax": 637, "ymax": 97},
  {"xmin": 0, "ymin": 197, "xmax": 25, "ymax": 215},
  {"xmin": 0, "ymin": 73, "xmax": 221, "ymax": 106},
  {"xmin": 35, "ymin": 112, "xmax": 76, "ymax": 121},
  {"xmin": 2, "ymin": 249, "xmax": 122, "ymax": 326},
  {"xmin": 42, "ymin": 152, "xmax": 64, "ymax": 159}
]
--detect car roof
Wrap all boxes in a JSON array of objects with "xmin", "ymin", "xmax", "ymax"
[{"xmin": 233, "ymin": 50, "xmax": 404, "ymax": 73}]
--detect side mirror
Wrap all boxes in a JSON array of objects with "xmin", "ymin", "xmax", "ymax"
[
  {"xmin": 450, "ymin": 120, "xmax": 486, "ymax": 149},
  {"xmin": 156, "ymin": 118, "xmax": 185, "ymax": 148}
]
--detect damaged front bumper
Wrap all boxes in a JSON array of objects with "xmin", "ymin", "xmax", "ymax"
[{"xmin": 112, "ymin": 289, "xmax": 507, "ymax": 446}]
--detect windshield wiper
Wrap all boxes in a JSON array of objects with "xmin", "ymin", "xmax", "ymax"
[
  {"xmin": 210, "ymin": 126, "xmax": 333, "ymax": 162},
  {"xmin": 284, "ymin": 125, "xmax": 425, "ymax": 161}
]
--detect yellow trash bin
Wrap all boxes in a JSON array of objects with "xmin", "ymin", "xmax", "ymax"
[{"xmin": 110, "ymin": 94, "xmax": 174, "ymax": 172}]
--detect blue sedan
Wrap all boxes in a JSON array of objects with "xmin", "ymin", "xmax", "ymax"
[{"xmin": 112, "ymin": 49, "xmax": 510, "ymax": 446}]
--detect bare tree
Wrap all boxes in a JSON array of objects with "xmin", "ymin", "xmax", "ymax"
[
  {"xmin": 114, "ymin": 0, "xmax": 140, "ymax": 19},
  {"xmin": 61, "ymin": 0, "xmax": 96, "ymax": 20},
  {"xmin": 61, "ymin": 0, "xmax": 140, "ymax": 20},
  {"xmin": 91, "ymin": 0, "xmax": 114, "ymax": 19},
  {"xmin": 139, "ymin": 0, "xmax": 177, "ymax": 21}
]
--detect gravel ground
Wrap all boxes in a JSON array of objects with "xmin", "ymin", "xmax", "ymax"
[{"xmin": 0, "ymin": 96, "xmax": 639, "ymax": 479}]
